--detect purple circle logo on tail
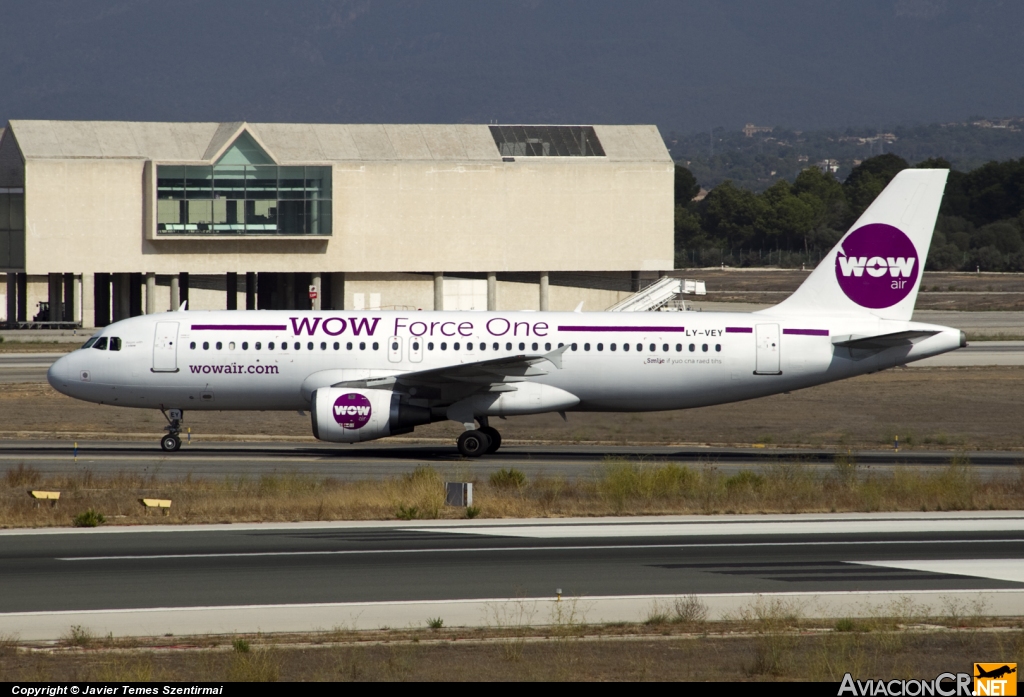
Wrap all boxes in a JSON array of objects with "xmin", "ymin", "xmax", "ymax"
[
  {"xmin": 834, "ymin": 223, "xmax": 919, "ymax": 309},
  {"xmin": 332, "ymin": 393, "xmax": 372, "ymax": 429}
]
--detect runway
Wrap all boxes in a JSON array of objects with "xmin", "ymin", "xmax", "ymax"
[
  {"xmin": 0, "ymin": 439, "xmax": 1020, "ymax": 480},
  {"xmin": 2, "ymin": 512, "xmax": 1024, "ymax": 639}
]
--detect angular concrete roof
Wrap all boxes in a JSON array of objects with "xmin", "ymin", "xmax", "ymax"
[{"xmin": 5, "ymin": 121, "xmax": 670, "ymax": 164}]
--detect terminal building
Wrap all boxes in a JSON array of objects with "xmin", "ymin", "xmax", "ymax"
[{"xmin": 0, "ymin": 120, "xmax": 674, "ymax": 328}]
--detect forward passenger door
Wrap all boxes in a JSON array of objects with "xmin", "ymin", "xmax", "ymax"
[{"xmin": 152, "ymin": 321, "xmax": 180, "ymax": 372}]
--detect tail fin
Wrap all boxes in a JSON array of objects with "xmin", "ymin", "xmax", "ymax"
[{"xmin": 765, "ymin": 168, "xmax": 948, "ymax": 321}]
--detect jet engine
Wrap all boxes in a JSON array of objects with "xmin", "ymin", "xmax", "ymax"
[{"xmin": 311, "ymin": 388, "xmax": 433, "ymax": 443}]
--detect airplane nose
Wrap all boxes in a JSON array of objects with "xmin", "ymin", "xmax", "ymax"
[{"xmin": 47, "ymin": 354, "xmax": 69, "ymax": 392}]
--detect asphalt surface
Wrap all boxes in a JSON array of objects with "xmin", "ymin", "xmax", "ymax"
[
  {"xmin": 1, "ymin": 440, "xmax": 1020, "ymax": 480},
  {"xmin": 2, "ymin": 515, "xmax": 1022, "ymax": 614}
]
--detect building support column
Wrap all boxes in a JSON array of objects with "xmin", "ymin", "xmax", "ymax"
[
  {"xmin": 94, "ymin": 273, "xmax": 110, "ymax": 327},
  {"xmin": 245, "ymin": 272, "xmax": 256, "ymax": 310},
  {"xmin": 539, "ymin": 271, "xmax": 550, "ymax": 312},
  {"xmin": 169, "ymin": 275, "xmax": 179, "ymax": 311},
  {"xmin": 284, "ymin": 273, "xmax": 295, "ymax": 310},
  {"xmin": 330, "ymin": 272, "xmax": 345, "ymax": 310},
  {"xmin": 61, "ymin": 273, "xmax": 74, "ymax": 322},
  {"xmin": 630, "ymin": 270, "xmax": 641, "ymax": 293},
  {"xmin": 48, "ymin": 273, "xmax": 62, "ymax": 322},
  {"xmin": 433, "ymin": 272, "xmax": 444, "ymax": 311},
  {"xmin": 311, "ymin": 272, "xmax": 321, "ymax": 311},
  {"xmin": 80, "ymin": 273, "xmax": 94, "ymax": 329},
  {"xmin": 226, "ymin": 272, "xmax": 238, "ymax": 310},
  {"xmin": 178, "ymin": 272, "xmax": 189, "ymax": 311},
  {"xmin": 16, "ymin": 273, "xmax": 27, "ymax": 323},
  {"xmin": 145, "ymin": 273, "xmax": 156, "ymax": 315},
  {"xmin": 487, "ymin": 272, "xmax": 497, "ymax": 311},
  {"xmin": 6, "ymin": 273, "xmax": 16, "ymax": 328}
]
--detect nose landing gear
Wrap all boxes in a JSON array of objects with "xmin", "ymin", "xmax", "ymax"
[{"xmin": 160, "ymin": 408, "xmax": 184, "ymax": 452}]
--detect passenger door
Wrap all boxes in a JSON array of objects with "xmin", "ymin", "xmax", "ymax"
[
  {"xmin": 152, "ymin": 321, "xmax": 180, "ymax": 373},
  {"xmin": 409, "ymin": 337, "xmax": 424, "ymax": 363},
  {"xmin": 388, "ymin": 336, "xmax": 403, "ymax": 363},
  {"xmin": 755, "ymin": 324, "xmax": 781, "ymax": 375}
]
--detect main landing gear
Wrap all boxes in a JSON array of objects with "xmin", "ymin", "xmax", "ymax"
[
  {"xmin": 456, "ymin": 418, "xmax": 502, "ymax": 458},
  {"xmin": 160, "ymin": 408, "xmax": 184, "ymax": 452}
]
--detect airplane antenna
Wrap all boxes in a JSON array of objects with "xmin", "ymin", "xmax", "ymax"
[{"xmin": 178, "ymin": 300, "xmax": 188, "ymax": 311}]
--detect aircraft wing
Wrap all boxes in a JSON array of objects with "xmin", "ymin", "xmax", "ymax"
[{"xmin": 330, "ymin": 345, "xmax": 570, "ymax": 401}]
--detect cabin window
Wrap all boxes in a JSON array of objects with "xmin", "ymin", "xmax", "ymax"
[
  {"xmin": 255, "ymin": 342, "xmax": 261, "ymax": 350},
  {"xmin": 202, "ymin": 341, "xmax": 209, "ymax": 350},
  {"xmin": 689, "ymin": 344, "xmax": 695, "ymax": 352},
  {"xmin": 307, "ymin": 342, "xmax": 313, "ymax": 350},
  {"xmin": 241, "ymin": 342, "xmax": 248, "ymax": 350},
  {"xmin": 519, "ymin": 342, "xmax": 525, "ymax": 351},
  {"xmin": 189, "ymin": 341, "xmax": 196, "ymax": 350},
  {"xmin": 715, "ymin": 344, "xmax": 722, "ymax": 352},
  {"xmin": 294, "ymin": 342, "xmax": 300, "ymax": 350},
  {"xmin": 493, "ymin": 343, "xmax": 499, "ymax": 350},
  {"xmin": 428, "ymin": 342, "xmax": 434, "ymax": 351},
  {"xmin": 466, "ymin": 342, "xmax": 473, "ymax": 350},
  {"xmin": 506, "ymin": 342, "xmax": 512, "ymax": 351},
  {"xmin": 610, "ymin": 343, "xmax": 617, "ymax": 351},
  {"xmin": 372, "ymin": 342, "xmax": 379, "ymax": 350},
  {"xmin": 662, "ymin": 344, "xmax": 669, "ymax": 352},
  {"xmin": 584, "ymin": 343, "xmax": 591, "ymax": 351},
  {"xmin": 359, "ymin": 342, "xmax": 366, "ymax": 350},
  {"xmin": 454, "ymin": 342, "xmax": 461, "ymax": 351},
  {"xmin": 531, "ymin": 342, "xmax": 538, "ymax": 351},
  {"xmin": 571, "ymin": 343, "xmax": 577, "ymax": 351},
  {"xmin": 214, "ymin": 341, "xmax": 222, "ymax": 350},
  {"xmin": 636, "ymin": 343, "xmax": 642, "ymax": 352},
  {"xmin": 412, "ymin": 341, "xmax": 420, "ymax": 350},
  {"xmin": 229, "ymin": 342, "xmax": 236, "ymax": 350},
  {"xmin": 702, "ymin": 344, "xmax": 708, "ymax": 352},
  {"xmin": 333, "ymin": 342, "xmax": 339, "ymax": 350},
  {"xmin": 545, "ymin": 343, "xmax": 551, "ymax": 351},
  {"xmin": 597, "ymin": 343, "xmax": 604, "ymax": 351},
  {"xmin": 440, "ymin": 342, "xmax": 447, "ymax": 350},
  {"xmin": 623, "ymin": 343, "xmax": 630, "ymax": 352},
  {"xmin": 676, "ymin": 344, "xmax": 682, "ymax": 352},
  {"xmin": 268, "ymin": 342, "xmax": 275, "ymax": 350},
  {"xmin": 346, "ymin": 342, "xmax": 353, "ymax": 350}
]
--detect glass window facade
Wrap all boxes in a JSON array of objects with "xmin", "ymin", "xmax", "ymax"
[
  {"xmin": 156, "ymin": 165, "xmax": 331, "ymax": 236},
  {"xmin": 489, "ymin": 126, "xmax": 605, "ymax": 157},
  {"xmin": 0, "ymin": 189, "xmax": 26, "ymax": 267}
]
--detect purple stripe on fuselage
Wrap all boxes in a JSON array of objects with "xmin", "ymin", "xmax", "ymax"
[
  {"xmin": 725, "ymin": 327, "xmax": 753, "ymax": 333},
  {"xmin": 191, "ymin": 325, "xmax": 288, "ymax": 331},
  {"xmin": 557, "ymin": 325, "xmax": 686, "ymax": 332},
  {"xmin": 783, "ymin": 329, "xmax": 829, "ymax": 336}
]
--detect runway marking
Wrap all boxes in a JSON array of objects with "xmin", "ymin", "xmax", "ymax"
[
  {"xmin": 55, "ymin": 538, "xmax": 1024, "ymax": 562},
  {"xmin": 412, "ymin": 518, "xmax": 1024, "ymax": 539},
  {"xmin": 859, "ymin": 559, "xmax": 1024, "ymax": 584}
]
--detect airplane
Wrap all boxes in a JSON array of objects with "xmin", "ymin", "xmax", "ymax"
[
  {"xmin": 47, "ymin": 169, "xmax": 964, "ymax": 457},
  {"xmin": 976, "ymin": 665, "xmax": 1017, "ymax": 680}
]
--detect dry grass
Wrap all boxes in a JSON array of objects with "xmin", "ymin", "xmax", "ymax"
[
  {"xmin": 2, "ymin": 616, "xmax": 1024, "ymax": 682},
  {"xmin": 2, "ymin": 456, "xmax": 1023, "ymax": 527}
]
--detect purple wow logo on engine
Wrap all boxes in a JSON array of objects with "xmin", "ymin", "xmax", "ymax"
[
  {"xmin": 834, "ymin": 223, "xmax": 919, "ymax": 309},
  {"xmin": 333, "ymin": 393, "xmax": 372, "ymax": 429}
]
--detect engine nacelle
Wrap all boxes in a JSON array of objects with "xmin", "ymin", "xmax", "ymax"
[{"xmin": 311, "ymin": 388, "xmax": 432, "ymax": 443}]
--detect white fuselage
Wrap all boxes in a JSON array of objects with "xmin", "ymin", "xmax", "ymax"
[{"xmin": 47, "ymin": 309, "xmax": 963, "ymax": 414}]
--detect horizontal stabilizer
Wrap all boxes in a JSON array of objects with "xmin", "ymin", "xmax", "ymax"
[{"xmin": 831, "ymin": 330, "xmax": 939, "ymax": 350}]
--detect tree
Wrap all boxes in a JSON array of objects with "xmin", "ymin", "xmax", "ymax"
[
  {"xmin": 843, "ymin": 154, "xmax": 909, "ymax": 223},
  {"xmin": 674, "ymin": 165, "xmax": 700, "ymax": 204},
  {"xmin": 699, "ymin": 181, "xmax": 769, "ymax": 248}
]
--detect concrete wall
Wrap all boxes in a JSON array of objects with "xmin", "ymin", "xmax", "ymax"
[{"xmin": 22, "ymin": 158, "xmax": 673, "ymax": 276}]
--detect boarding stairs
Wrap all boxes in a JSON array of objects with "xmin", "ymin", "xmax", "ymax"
[{"xmin": 606, "ymin": 277, "xmax": 706, "ymax": 312}]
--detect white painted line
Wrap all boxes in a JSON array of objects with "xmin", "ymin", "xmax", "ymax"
[
  {"xmin": 55, "ymin": 539, "xmax": 1024, "ymax": 562},
  {"xmin": 859, "ymin": 559, "xmax": 1024, "ymax": 585},
  {"xmin": 4, "ymin": 511, "xmax": 1024, "ymax": 537},
  {"xmin": 415, "ymin": 518, "xmax": 1024, "ymax": 539},
  {"xmin": 5, "ymin": 590, "xmax": 1024, "ymax": 641}
]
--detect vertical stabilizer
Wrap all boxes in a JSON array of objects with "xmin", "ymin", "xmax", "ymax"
[{"xmin": 764, "ymin": 169, "xmax": 948, "ymax": 320}]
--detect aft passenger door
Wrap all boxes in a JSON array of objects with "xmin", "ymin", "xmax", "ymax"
[
  {"xmin": 152, "ymin": 321, "xmax": 180, "ymax": 373},
  {"xmin": 754, "ymin": 324, "xmax": 781, "ymax": 375}
]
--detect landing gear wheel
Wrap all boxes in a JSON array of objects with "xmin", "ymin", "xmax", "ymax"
[
  {"xmin": 457, "ymin": 430, "xmax": 491, "ymax": 458},
  {"xmin": 480, "ymin": 426, "xmax": 502, "ymax": 453},
  {"xmin": 160, "ymin": 434, "xmax": 181, "ymax": 452}
]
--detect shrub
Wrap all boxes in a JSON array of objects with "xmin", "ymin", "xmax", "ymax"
[
  {"xmin": 465, "ymin": 505, "xmax": 481, "ymax": 519},
  {"xmin": 395, "ymin": 504, "xmax": 419, "ymax": 521},
  {"xmin": 427, "ymin": 617, "xmax": 444, "ymax": 630},
  {"xmin": 73, "ymin": 509, "xmax": 105, "ymax": 527},
  {"xmin": 232, "ymin": 638, "xmax": 250, "ymax": 653},
  {"xmin": 490, "ymin": 468, "xmax": 527, "ymax": 489}
]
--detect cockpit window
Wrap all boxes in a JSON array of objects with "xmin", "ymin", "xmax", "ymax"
[
  {"xmin": 82, "ymin": 337, "xmax": 99, "ymax": 349},
  {"xmin": 92, "ymin": 337, "xmax": 108, "ymax": 350},
  {"xmin": 109, "ymin": 337, "xmax": 122, "ymax": 351}
]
